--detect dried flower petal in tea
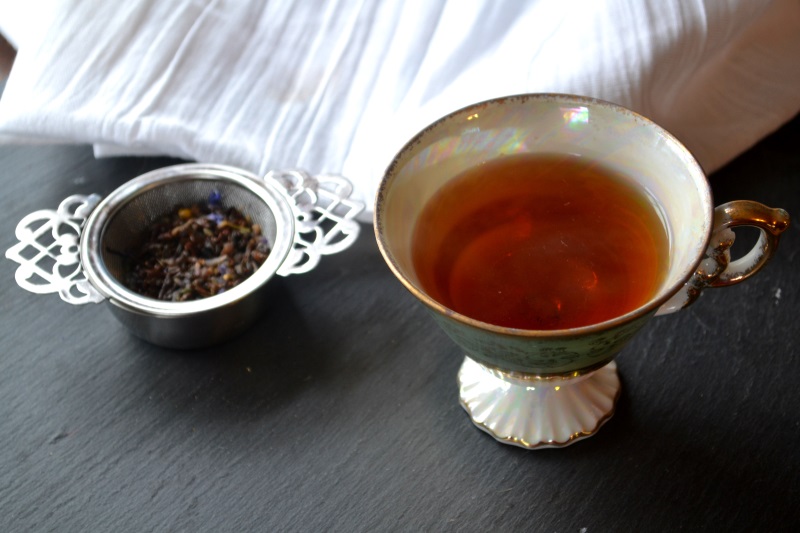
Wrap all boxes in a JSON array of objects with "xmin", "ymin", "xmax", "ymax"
[{"xmin": 123, "ymin": 200, "xmax": 271, "ymax": 301}]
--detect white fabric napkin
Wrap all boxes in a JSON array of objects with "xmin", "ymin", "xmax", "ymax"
[{"xmin": 0, "ymin": 0, "xmax": 798, "ymax": 218}]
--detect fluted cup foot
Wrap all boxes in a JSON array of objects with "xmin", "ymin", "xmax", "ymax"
[{"xmin": 458, "ymin": 357, "xmax": 620, "ymax": 449}]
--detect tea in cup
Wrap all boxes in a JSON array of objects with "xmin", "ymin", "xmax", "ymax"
[{"xmin": 374, "ymin": 94, "xmax": 789, "ymax": 448}]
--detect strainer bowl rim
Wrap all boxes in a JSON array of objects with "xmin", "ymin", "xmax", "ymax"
[{"xmin": 79, "ymin": 163, "xmax": 296, "ymax": 316}]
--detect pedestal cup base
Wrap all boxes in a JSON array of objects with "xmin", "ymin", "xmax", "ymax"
[{"xmin": 457, "ymin": 357, "xmax": 620, "ymax": 449}]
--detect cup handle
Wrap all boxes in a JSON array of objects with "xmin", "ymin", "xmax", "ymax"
[{"xmin": 656, "ymin": 200, "xmax": 789, "ymax": 315}]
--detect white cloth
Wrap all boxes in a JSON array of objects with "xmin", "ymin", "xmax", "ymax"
[{"xmin": 0, "ymin": 0, "xmax": 798, "ymax": 217}]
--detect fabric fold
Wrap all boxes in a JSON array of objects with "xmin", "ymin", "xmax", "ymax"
[{"xmin": 0, "ymin": 0, "xmax": 797, "ymax": 215}]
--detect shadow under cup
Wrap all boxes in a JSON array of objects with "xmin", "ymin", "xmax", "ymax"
[{"xmin": 375, "ymin": 94, "xmax": 713, "ymax": 376}]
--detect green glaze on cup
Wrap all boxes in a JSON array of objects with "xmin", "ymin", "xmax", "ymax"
[{"xmin": 429, "ymin": 309, "xmax": 652, "ymax": 375}]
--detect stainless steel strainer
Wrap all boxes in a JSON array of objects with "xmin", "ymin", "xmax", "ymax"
[{"xmin": 6, "ymin": 163, "xmax": 364, "ymax": 348}]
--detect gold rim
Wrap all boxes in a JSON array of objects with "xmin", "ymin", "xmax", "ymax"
[
  {"xmin": 477, "ymin": 356, "xmax": 616, "ymax": 380},
  {"xmin": 374, "ymin": 92, "xmax": 714, "ymax": 340}
]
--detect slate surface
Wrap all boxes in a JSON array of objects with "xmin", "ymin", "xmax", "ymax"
[{"xmin": 1, "ymin": 115, "xmax": 798, "ymax": 532}]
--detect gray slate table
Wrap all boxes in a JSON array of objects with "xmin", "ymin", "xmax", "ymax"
[{"xmin": 1, "ymin": 113, "xmax": 798, "ymax": 532}]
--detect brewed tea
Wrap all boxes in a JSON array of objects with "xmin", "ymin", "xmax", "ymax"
[{"xmin": 411, "ymin": 153, "xmax": 669, "ymax": 330}]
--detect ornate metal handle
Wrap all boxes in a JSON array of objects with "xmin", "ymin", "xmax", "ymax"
[
  {"xmin": 657, "ymin": 200, "xmax": 789, "ymax": 315},
  {"xmin": 265, "ymin": 169, "xmax": 364, "ymax": 276},
  {"xmin": 5, "ymin": 194, "xmax": 105, "ymax": 304}
]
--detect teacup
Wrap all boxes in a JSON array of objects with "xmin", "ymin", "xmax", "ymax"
[{"xmin": 374, "ymin": 94, "xmax": 789, "ymax": 449}]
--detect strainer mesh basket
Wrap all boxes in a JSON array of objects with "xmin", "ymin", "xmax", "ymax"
[{"xmin": 100, "ymin": 179, "xmax": 279, "ymax": 284}]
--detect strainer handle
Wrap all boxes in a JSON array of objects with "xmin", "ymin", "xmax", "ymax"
[
  {"xmin": 5, "ymin": 194, "xmax": 106, "ymax": 305},
  {"xmin": 265, "ymin": 170, "xmax": 364, "ymax": 276}
]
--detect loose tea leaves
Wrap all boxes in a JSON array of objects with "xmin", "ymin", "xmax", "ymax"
[{"xmin": 124, "ymin": 197, "xmax": 271, "ymax": 301}]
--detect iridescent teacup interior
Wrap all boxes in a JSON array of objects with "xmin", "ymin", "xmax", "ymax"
[{"xmin": 378, "ymin": 94, "xmax": 712, "ymax": 321}]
